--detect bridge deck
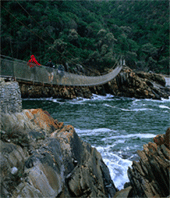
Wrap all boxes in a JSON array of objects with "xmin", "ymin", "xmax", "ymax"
[{"xmin": 0, "ymin": 56, "xmax": 122, "ymax": 86}]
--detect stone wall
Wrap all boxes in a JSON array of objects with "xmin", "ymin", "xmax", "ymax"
[{"xmin": 0, "ymin": 78, "xmax": 22, "ymax": 113}]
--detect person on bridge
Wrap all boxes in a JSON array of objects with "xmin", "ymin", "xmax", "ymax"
[
  {"xmin": 45, "ymin": 60, "xmax": 55, "ymax": 68},
  {"xmin": 57, "ymin": 64, "xmax": 65, "ymax": 77},
  {"xmin": 45, "ymin": 60, "xmax": 55, "ymax": 82},
  {"xmin": 27, "ymin": 55, "xmax": 41, "ymax": 68}
]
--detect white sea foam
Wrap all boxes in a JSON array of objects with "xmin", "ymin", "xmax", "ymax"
[
  {"xmin": 22, "ymin": 95, "xmax": 170, "ymax": 104},
  {"xmin": 161, "ymin": 96, "xmax": 170, "ymax": 102},
  {"xmin": 52, "ymin": 94, "xmax": 114, "ymax": 105},
  {"xmin": 96, "ymin": 150, "xmax": 132, "ymax": 190},
  {"xmin": 104, "ymin": 103, "xmax": 153, "ymax": 112},
  {"xmin": 115, "ymin": 139, "xmax": 125, "ymax": 144},
  {"xmin": 133, "ymin": 108, "xmax": 152, "ymax": 111},
  {"xmin": 121, "ymin": 108, "xmax": 131, "ymax": 111},
  {"xmin": 75, "ymin": 128, "xmax": 113, "ymax": 136},
  {"xmin": 159, "ymin": 105, "xmax": 170, "ymax": 110},
  {"xmin": 66, "ymin": 97, "xmax": 90, "ymax": 104},
  {"xmin": 52, "ymin": 99, "xmax": 66, "ymax": 104},
  {"xmin": 101, "ymin": 133, "xmax": 155, "ymax": 141},
  {"xmin": 91, "ymin": 94, "xmax": 114, "ymax": 101},
  {"xmin": 82, "ymin": 141, "xmax": 131, "ymax": 190},
  {"xmin": 104, "ymin": 104, "xmax": 117, "ymax": 108},
  {"xmin": 104, "ymin": 102, "xmax": 153, "ymax": 111},
  {"xmin": 132, "ymin": 99, "xmax": 141, "ymax": 106},
  {"xmin": 143, "ymin": 96, "xmax": 170, "ymax": 103},
  {"xmin": 122, "ymin": 107, "xmax": 153, "ymax": 111}
]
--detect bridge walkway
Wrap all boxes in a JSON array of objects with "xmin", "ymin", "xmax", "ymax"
[{"xmin": 0, "ymin": 55, "xmax": 123, "ymax": 87}]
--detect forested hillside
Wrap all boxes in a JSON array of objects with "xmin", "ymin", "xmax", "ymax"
[{"xmin": 1, "ymin": 0, "xmax": 169, "ymax": 74}]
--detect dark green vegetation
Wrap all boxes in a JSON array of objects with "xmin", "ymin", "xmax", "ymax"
[{"xmin": 1, "ymin": 0, "xmax": 169, "ymax": 74}]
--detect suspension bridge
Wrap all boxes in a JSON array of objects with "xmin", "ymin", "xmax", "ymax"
[
  {"xmin": 1, "ymin": 3, "xmax": 123, "ymax": 87},
  {"xmin": 0, "ymin": 55, "xmax": 123, "ymax": 87}
]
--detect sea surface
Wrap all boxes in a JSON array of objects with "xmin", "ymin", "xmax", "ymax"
[{"xmin": 22, "ymin": 94, "xmax": 170, "ymax": 190}]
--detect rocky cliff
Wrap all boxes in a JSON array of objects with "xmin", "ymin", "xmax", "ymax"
[
  {"xmin": 106, "ymin": 67, "xmax": 170, "ymax": 100},
  {"xmin": 0, "ymin": 109, "xmax": 117, "ymax": 197},
  {"xmin": 114, "ymin": 127, "xmax": 170, "ymax": 198}
]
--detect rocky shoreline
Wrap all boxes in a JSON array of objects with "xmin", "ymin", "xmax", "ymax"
[
  {"xmin": 1, "ymin": 108, "xmax": 170, "ymax": 197},
  {"xmin": 0, "ymin": 79, "xmax": 170, "ymax": 198},
  {"xmin": 18, "ymin": 67, "xmax": 170, "ymax": 100}
]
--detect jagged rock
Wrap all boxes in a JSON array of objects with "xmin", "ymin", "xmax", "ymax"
[
  {"xmin": 136, "ymin": 71, "xmax": 166, "ymax": 86},
  {"xmin": 127, "ymin": 129, "xmax": 170, "ymax": 197},
  {"xmin": 0, "ymin": 109, "xmax": 118, "ymax": 197},
  {"xmin": 165, "ymin": 127, "xmax": 170, "ymax": 149},
  {"xmin": 107, "ymin": 66, "xmax": 169, "ymax": 99},
  {"xmin": 153, "ymin": 134, "xmax": 165, "ymax": 145},
  {"xmin": 53, "ymin": 124, "xmax": 118, "ymax": 197}
]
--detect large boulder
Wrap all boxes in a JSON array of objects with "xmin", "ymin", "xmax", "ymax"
[
  {"xmin": 52, "ymin": 125, "xmax": 117, "ymax": 197},
  {"xmin": 0, "ymin": 109, "xmax": 118, "ymax": 197}
]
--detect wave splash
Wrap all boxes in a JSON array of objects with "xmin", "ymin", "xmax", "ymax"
[{"xmin": 75, "ymin": 127, "xmax": 155, "ymax": 190}]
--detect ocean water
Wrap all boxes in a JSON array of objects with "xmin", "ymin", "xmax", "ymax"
[{"xmin": 22, "ymin": 94, "xmax": 170, "ymax": 190}]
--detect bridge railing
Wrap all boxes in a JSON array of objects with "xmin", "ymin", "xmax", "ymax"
[
  {"xmin": 1, "ymin": 55, "xmax": 62, "ymax": 84},
  {"xmin": 0, "ymin": 55, "xmax": 122, "ymax": 86}
]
